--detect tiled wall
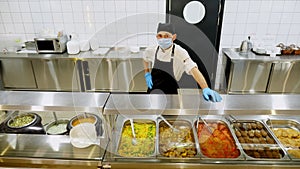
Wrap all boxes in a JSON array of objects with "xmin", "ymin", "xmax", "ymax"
[
  {"xmin": 0, "ymin": 0, "xmax": 165, "ymax": 47},
  {"xmin": 1, "ymin": 0, "xmax": 300, "ymax": 89}
]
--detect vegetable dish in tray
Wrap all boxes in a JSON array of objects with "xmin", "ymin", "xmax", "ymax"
[{"xmin": 118, "ymin": 120, "xmax": 156, "ymax": 157}]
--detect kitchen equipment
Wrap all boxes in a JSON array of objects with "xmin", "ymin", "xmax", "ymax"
[
  {"xmin": 195, "ymin": 119, "xmax": 241, "ymax": 159},
  {"xmin": 159, "ymin": 115, "xmax": 179, "ymax": 132},
  {"xmin": 67, "ymin": 35, "xmax": 80, "ymax": 55},
  {"xmin": 1, "ymin": 112, "xmax": 45, "ymax": 134},
  {"xmin": 265, "ymin": 119, "xmax": 300, "ymax": 160},
  {"xmin": 198, "ymin": 116, "xmax": 213, "ymax": 134},
  {"xmin": 24, "ymin": 41, "xmax": 36, "ymax": 51},
  {"xmin": 34, "ymin": 34, "xmax": 68, "ymax": 54},
  {"xmin": 158, "ymin": 119, "xmax": 197, "ymax": 158},
  {"xmin": 67, "ymin": 113, "xmax": 103, "ymax": 136},
  {"xmin": 45, "ymin": 112, "xmax": 68, "ymax": 135},
  {"xmin": 117, "ymin": 119, "xmax": 156, "ymax": 158},
  {"xmin": 129, "ymin": 119, "xmax": 137, "ymax": 145},
  {"xmin": 240, "ymin": 36, "xmax": 252, "ymax": 53},
  {"xmin": 46, "ymin": 119, "xmax": 69, "ymax": 135},
  {"xmin": 231, "ymin": 119, "xmax": 288, "ymax": 160},
  {"xmin": 70, "ymin": 123, "xmax": 97, "ymax": 148}
]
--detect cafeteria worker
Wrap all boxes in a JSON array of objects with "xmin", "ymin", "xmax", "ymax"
[{"xmin": 143, "ymin": 23, "xmax": 222, "ymax": 102}]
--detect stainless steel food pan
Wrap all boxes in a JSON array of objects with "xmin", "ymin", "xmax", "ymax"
[
  {"xmin": 264, "ymin": 119, "xmax": 300, "ymax": 161},
  {"xmin": 193, "ymin": 116, "xmax": 244, "ymax": 161},
  {"xmin": 115, "ymin": 116, "xmax": 157, "ymax": 159},
  {"xmin": 230, "ymin": 119, "xmax": 289, "ymax": 161},
  {"xmin": 156, "ymin": 116, "xmax": 200, "ymax": 161}
]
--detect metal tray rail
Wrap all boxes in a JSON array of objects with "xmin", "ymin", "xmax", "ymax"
[
  {"xmin": 264, "ymin": 119, "xmax": 300, "ymax": 161},
  {"xmin": 193, "ymin": 115, "xmax": 245, "ymax": 161},
  {"xmin": 230, "ymin": 119, "xmax": 290, "ymax": 161},
  {"xmin": 113, "ymin": 115, "xmax": 158, "ymax": 159},
  {"xmin": 156, "ymin": 116, "xmax": 201, "ymax": 160}
]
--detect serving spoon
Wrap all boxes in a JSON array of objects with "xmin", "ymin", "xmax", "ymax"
[
  {"xmin": 52, "ymin": 112, "xmax": 58, "ymax": 125},
  {"xmin": 129, "ymin": 119, "xmax": 137, "ymax": 145}
]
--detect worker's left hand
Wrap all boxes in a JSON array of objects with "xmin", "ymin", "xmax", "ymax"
[
  {"xmin": 202, "ymin": 88, "xmax": 222, "ymax": 102},
  {"xmin": 144, "ymin": 72, "xmax": 153, "ymax": 89}
]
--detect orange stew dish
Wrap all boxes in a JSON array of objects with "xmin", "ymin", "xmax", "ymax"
[{"xmin": 197, "ymin": 122, "xmax": 240, "ymax": 158}]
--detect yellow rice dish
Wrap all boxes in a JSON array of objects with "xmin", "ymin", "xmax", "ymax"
[{"xmin": 118, "ymin": 121, "xmax": 156, "ymax": 157}]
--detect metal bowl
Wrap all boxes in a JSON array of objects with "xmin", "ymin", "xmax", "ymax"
[
  {"xmin": 46, "ymin": 119, "xmax": 69, "ymax": 135},
  {"xmin": 3, "ymin": 112, "xmax": 45, "ymax": 134},
  {"xmin": 7, "ymin": 113, "xmax": 37, "ymax": 129},
  {"xmin": 67, "ymin": 113, "xmax": 103, "ymax": 136}
]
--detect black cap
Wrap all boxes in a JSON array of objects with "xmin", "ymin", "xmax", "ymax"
[{"xmin": 157, "ymin": 23, "xmax": 175, "ymax": 34}]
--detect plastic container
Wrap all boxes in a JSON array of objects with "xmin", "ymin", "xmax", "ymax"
[{"xmin": 67, "ymin": 35, "xmax": 80, "ymax": 54}]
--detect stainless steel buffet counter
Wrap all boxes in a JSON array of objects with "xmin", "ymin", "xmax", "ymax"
[
  {"xmin": 102, "ymin": 94, "xmax": 300, "ymax": 169},
  {"xmin": 0, "ymin": 48, "xmax": 147, "ymax": 92},
  {"xmin": 1, "ymin": 91, "xmax": 300, "ymax": 169},
  {"xmin": 222, "ymin": 48, "xmax": 300, "ymax": 94}
]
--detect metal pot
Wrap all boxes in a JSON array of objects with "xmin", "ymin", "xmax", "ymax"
[
  {"xmin": 45, "ymin": 119, "xmax": 69, "ymax": 135},
  {"xmin": 7, "ymin": 113, "xmax": 37, "ymax": 129},
  {"xmin": 4, "ymin": 112, "xmax": 45, "ymax": 134},
  {"xmin": 67, "ymin": 113, "xmax": 103, "ymax": 136}
]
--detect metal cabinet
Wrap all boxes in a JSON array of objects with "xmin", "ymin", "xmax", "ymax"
[
  {"xmin": 227, "ymin": 60, "xmax": 272, "ymax": 93},
  {"xmin": 0, "ymin": 59, "xmax": 37, "ymax": 89},
  {"xmin": 31, "ymin": 59, "xmax": 79, "ymax": 91},
  {"xmin": 85, "ymin": 58, "xmax": 146, "ymax": 92},
  {"xmin": 222, "ymin": 48, "xmax": 300, "ymax": 94},
  {"xmin": 0, "ymin": 51, "xmax": 147, "ymax": 92},
  {"xmin": 85, "ymin": 58, "xmax": 119, "ymax": 91},
  {"xmin": 267, "ymin": 61, "xmax": 300, "ymax": 93},
  {"xmin": 115, "ymin": 59, "xmax": 147, "ymax": 92}
]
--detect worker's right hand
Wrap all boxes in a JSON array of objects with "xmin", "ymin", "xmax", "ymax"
[{"xmin": 144, "ymin": 72, "xmax": 153, "ymax": 89}]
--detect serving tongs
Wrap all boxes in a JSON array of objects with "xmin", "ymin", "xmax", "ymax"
[
  {"xmin": 196, "ymin": 116, "xmax": 213, "ymax": 134},
  {"xmin": 226, "ymin": 115, "xmax": 250, "ymax": 132},
  {"xmin": 225, "ymin": 114, "xmax": 237, "ymax": 124},
  {"xmin": 267, "ymin": 118, "xmax": 275, "ymax": 131},
  {"xmin": 159, "ymin": 115, "xmax": 179, "ymax": 133}
]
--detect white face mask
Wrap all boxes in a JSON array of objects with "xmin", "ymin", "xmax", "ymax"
[{"xmin": 157, "ymin": 38, "xmax": 173, "ymax": 49}]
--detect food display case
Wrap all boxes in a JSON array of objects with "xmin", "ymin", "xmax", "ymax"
[
  {"xmin": 1, "ymin": 92, "xmax": 300, "ymax": 169},
  {"xmin": 103, "ymin": 94, "xmax": 300, "ymax": 169},
  {"xmin": 0, "ymin": 91, "xmax": 110, "ymax": 169}
]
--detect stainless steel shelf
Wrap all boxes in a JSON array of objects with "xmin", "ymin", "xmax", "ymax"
[
  {"xmin": 104, "ymin": 94, "xmax": 300, "ymax": 115},
  {"xmin": 0, "ymin": 91, "xmax": 110, "ymax": 112}
]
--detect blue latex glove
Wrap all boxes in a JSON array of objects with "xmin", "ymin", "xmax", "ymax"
[
  {"xmin": 202, "ymin": 88, "xmax": 222, "ymax": 102},
  {"xmin": 144, "ymin": 72, "xmax": 153, "ymax": 89}
]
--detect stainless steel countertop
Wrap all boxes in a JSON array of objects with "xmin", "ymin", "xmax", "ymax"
[
  {"xmin": 0, "ymin": 91, "xmax": 110, "ymax": 112},
  {"xmin": 223, "ymin": 48, "xmax": 300, "ymax": 61},
  {"xmin": 0, "ymin": 49, "xmax": 144, "ymax": 60},
  {"xmin": 0, "ymin": 134, "xmax": 107, "ymax": 161},
  {"xmin": 104, "ymin": 94, "xmax": 300, "ymax": 115}
]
